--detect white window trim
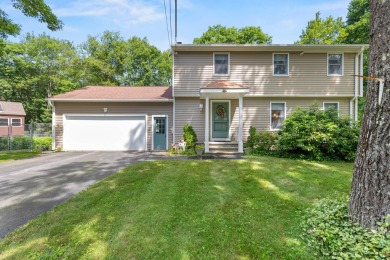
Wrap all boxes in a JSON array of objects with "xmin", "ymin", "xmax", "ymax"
[
  {"xmin": 323, "ymin": 102, "xmax": 340, "ymax": 116},
  {"xmin": 11, "ymin": 118, "xmax": 22, "ymax": 127},
  {"xmin": 270, "ymin": 102, "xmax": 286, "ymax": 131},
  {"xmin": 213, "ymin": 52, "xmax": 230, "ymax": 76},
  {"xmin": 151, "ymin": 115, "xmax": 168, "ymax": 151},
  {"xmin": 327, "ymin": 53, "xmax": 344, "ymax": 76},
  {"xmin": 0, "ymin": 117, "xmax": 9, "ymax": 127},
  {"xmin": 273, "ymin": 53, "xmax": 289, "ymax": 76}
]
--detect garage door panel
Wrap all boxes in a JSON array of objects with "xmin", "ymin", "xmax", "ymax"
[{"xmin": 64, "ymin": 115, "xmax": 146, "ymax": 151}]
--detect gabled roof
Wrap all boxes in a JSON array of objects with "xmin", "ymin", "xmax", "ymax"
[
  {"xmin": 201, "ymin": 80, "xmax": 247, "ymax": 89},
  {"xmin": 172, "ymin": 43, "xmax": 368, "ymax": 53},
  {"xmin": 48, "ymin": 86, "xmax": 173, "ymax": 102},
  {"xmin": 0, "ymin": 101, "xmax": 26, "ymax": 116}
]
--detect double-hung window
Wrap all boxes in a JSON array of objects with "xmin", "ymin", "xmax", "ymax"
[
  {"xmin": 270, "ymin": 102, "xmax": 286, "ymax": 130},
  {"xmin": 328, "ymin": 54, "xmax": 343, "ymax": 76},
  {"xmin": 273, "ymin": 53, "xmax": 289, "ymax": 76},
  {"xmin": 0, "ymin": 118, "xmax": 8, "ymax": 127},
  {"xmin": 214, "ymin": 53, "xmax": 229, "ymax": 75},
  {"xmin": 323, "ymin": 102, "xmax": 339, "ymax": 116},
  {"xmin": 11, "ymin": 118, "xmax": 22, "ymax": 127}
]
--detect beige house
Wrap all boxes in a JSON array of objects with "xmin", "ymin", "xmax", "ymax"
[{"xmin": 49, "ymin": 44, "xmax": 367, "ymax": 152}]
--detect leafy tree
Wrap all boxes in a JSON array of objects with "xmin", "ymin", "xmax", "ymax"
[
  {"xmin": 349, "ymin": 0, "xmax": 390, "ymax": 230},
  {"xmin": 345, "ymin": 0, "xmax": 370, "ymax": 44},
  {"xmin": 193, "ymin": 24, "xmax": 272, "ymax": 44},
  {"xmin": 81, "ymin": 31, "xmax": 172, "ymax": 86},
  {"xmin": 0, "ymin": 34, "xmax": 82, "ymax": 122},
  {"xmin": 0, "ymin": 0, "xmax": 63, "ymax": 39},
  {"xmin": 296, "ymin": 12, "xmax": 347, "ymax": 44}
]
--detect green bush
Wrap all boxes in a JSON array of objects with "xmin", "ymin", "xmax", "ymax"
[
  {"xmin": 183, "ymin": 124, "xmax": 197, "ymax": 150},
  {"xmin": 302, "ymin": 197, "xmax": 390, "ymax": 259},
  {"xmin": 245, "ymin": 126, "xmax": 278, "ymax": 150},
  {"xmin": 277, "ymin": 103, "xmax": 360, "ymax": 161},
  {"xmin": 33, "ymin": 137, "xmax": 52, "ymax": 151},
  {"xmin": 10, "ymin": 136, "xmax": 31, "ymax": 150}
]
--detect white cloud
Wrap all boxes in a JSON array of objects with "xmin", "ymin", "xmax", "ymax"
[{"xmin": 54, "ymin": 0, "xmax": 165, "ymax": 25}]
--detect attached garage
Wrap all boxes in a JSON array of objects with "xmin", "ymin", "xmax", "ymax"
[
  {"xmin": 63, "ymin": 115, "xmax": 147, "ymax": 151},
  {"xmin": 48, "ymin": 86, "xmax": 173, "ymax": 151}
]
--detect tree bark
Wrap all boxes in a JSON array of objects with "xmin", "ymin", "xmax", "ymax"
[{"xmin": 349, "ymin": 0, "xmax": 390, "ymax": 230}]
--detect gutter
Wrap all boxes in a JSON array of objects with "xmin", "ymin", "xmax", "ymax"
[
  {"xmin": 46, "ymin": 99, "xmax": 174, "ymax": 102},
  {"xmin": 48, "ymin": 100, "xmax": 56, "ymax": 150}
]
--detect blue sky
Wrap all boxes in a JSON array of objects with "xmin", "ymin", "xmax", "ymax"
[{"xmin": 1, "ymin": 0, "xmax": 350, "ymax": 50}]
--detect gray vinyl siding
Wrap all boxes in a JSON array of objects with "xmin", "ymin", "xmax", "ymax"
[
  {"xmin": 175, "ymin": 97, "xmax": 351, "ymax": 143},
  {"xmin": 54, "ymin": 102, "xmax": 173, "ymax": 150},
  {"xmin": 174, "ymin": 52, "xmax": 356, "ymax": 97}
]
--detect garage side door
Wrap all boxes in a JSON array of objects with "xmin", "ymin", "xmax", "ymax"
[{"xmin": 64, "ymin": 115, "xmax": 146, "ymax": 151}]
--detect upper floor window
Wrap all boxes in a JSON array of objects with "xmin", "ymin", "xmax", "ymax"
[
  {"xmin": 0, "ymin": 118, "xmax": 8, "ymax": 127},
  {"xmin": 11, "ymin": 118, "xmax": 22, "ymax": 127},
  {"xmin": 270, "ymin": 102, "xmax": 286, "ymax": 130},
  {"xmin": 273, "ymin": 53, "xmax": 289, "ymax": 76},
  {"xmin": 328, "ymin": 54, "xmax": 343, "ymax": 76},
  {"xmin": 214, "ymin": 53, "xmax": 229, "ymax": 75}
]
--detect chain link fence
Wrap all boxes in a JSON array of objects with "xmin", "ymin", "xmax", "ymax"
[{"xmin": 0, "ymin": 123, "xmax": 52, "ymax": 152}]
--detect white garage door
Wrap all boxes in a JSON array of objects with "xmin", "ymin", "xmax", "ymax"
[{"xmin": 63, "ymin": 115, "xmax": 146, "ymax": 151}]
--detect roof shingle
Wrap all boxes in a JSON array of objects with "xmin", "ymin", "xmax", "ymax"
[
  {"xmin": 49, "ymin": 86, "xmax": 173, "ymax": 100},
  {"xmin": 0, "ymin": 101, "xmax": 26, "ymax": 116},
  {"xmin": 201, "ymin": 80, "xmax": 247, "ymax": 89}
]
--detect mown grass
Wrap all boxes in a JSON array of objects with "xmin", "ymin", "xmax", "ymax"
[
  {"xmin": 0, "ymin": 151, "xmax": 41, "ymax": 163},
  {"xmin": 0, "ymin": 156, "xmax": 353, "ymax": 259}
]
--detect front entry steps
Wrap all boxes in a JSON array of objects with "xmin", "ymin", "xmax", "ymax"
[{"xmin": 207, "ymin": 142, "xmax": 242, "ymax": 154}]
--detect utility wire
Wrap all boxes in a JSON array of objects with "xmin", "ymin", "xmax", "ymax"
[
  {"xmin": 163, "ymin": 0, "xmax": 172, "ymax": 47},
  {"xmin": 169, "ymin": 0, "xmax": 173, "ymax": 45}
]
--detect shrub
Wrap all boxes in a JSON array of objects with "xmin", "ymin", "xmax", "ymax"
[
  {"xmin": 277, "ymin": 103, "xmax": 360, "ymax": 161},
  {"xmin": 33, "ymin": 137, "xmax": 52, "ymax": 151},
  {"xmin": 245, "ymin": 126, "xmax": 277, "ymax": 150},
  {"xmin": 183, "ymin": 124, "xmax": 197, "ymax": 150},
  {"xmin": 10, "ymin": 136, "xmax": 31, "ymax": 150},
  {"xmin": 302, "ymin": 197, "xmax": 390, "ymax": 259}
]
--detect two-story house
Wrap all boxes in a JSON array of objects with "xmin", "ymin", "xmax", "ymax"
[{"xmin": 49, "ymin": 44, "xmax": 366, "ymax": 152}]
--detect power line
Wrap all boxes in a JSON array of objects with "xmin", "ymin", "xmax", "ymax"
[
  {"xmin": 163, "ymin": 0, "xmax": 171, "ymax": 47},
  {"xmin": 169, "ymin": 0, "xmax": 172, "ymax": 45}
]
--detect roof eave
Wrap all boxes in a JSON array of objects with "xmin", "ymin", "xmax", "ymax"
[{"xmin": 47, "ymin": 98, "xmax": 174, "ymax": 102}]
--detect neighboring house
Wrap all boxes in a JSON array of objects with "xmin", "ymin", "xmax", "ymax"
[
  {"xmin": 0, "ymin": 101, "xmax": 26, "ymax": 137},
  {"xmin": 49, "ymin": 44, "xmax": 367, "ymax": 152}
]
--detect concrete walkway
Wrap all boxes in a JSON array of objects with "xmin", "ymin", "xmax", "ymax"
[{"xmin": 0, "ymin": 151, "xmax": 153, "ymax": 238}]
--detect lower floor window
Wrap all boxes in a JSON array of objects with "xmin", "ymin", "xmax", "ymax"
[
  {"xmin": 323, "ymin": 102, "xmax": 339, "ymax": 112},
  {"xmin": 0, "ymin": 118, "xmax": 8, "ymax": 126},
  {"xmin": 11, "ymin": 118, "xmax": 22, "ymax": 126},
  {"xmin": 271, "ymin": 103, "xmax": 285, "ymax": 130}
]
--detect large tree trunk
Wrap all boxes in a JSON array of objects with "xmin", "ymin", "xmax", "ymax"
[{"xmin": 349, "ymin": 0, "xmax": 390, "ymax": 230}]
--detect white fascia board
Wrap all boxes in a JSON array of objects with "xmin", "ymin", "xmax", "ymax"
[
  {"xmin": 47, "ymin": 98, "xmax": 174, "ymax": 102},
  {"xmin": 200, "ymin": 89, "xmax": 250, "ymax": 94},
  {"xmin": 245, "ymin": 94, "xmax": 354, "ymax": 98}
]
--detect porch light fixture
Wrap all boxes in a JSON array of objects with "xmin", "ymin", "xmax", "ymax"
[
  {"xmin": 103, "ymin": 107, "xmax": 108, "ymax": 113},
  {"xmin": 199, "ymin": 104, "xmax": 203, "ymax": 111}
]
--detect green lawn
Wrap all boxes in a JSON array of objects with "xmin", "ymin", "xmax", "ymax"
[
  {"xmin": 0, "ymin": 151, "xmax": 41, "ymax": 163},
  {"xmin": 0, "ymin": 156, "xmax": 353, "ymax": 259}
]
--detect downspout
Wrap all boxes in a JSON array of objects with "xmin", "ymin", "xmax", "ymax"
[
  {"xmin": 172, "ymin": 48, "xmax": 176, "ymax": 144},
  {"xmin": 48, "ymin": 100, "xmax": 56, "ymax": 150},
  {"xmin": 359, "ymin": 47, "xmax": 364, "ymax": 97}
]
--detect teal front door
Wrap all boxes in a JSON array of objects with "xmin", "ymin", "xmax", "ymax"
[
  {"xmin": 153, "ymin": 117, "xmax": 167, "ymax": 150},
  {"xmin": 212, "ymin": 101, "xmax": 229, "ymax": 139}
]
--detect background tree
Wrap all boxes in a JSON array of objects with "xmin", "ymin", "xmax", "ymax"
[
  {"xmin": 193, "ymin": 24, "xmax": 272, "ymax": 44},
  {"xmin": 345, "ymin": 0, "xmax": 370, "ymax": 44},
  {"xmin": 0, "ymin": 34, "xmax": 82, "ymax": 122},
  {"xmin": 296, "ymin": 12, "xmax": 347, "ymax": 44},
  {"xmin": 81, "ymin": 31, "xmax": 171, "ymax": 86},
  {"xmin": 349, "ymin": 0, "xmax": 390, "ymax": 230}
]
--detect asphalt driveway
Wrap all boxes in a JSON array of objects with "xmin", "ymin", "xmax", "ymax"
[{"xmin": 0, "ymin": 151, "xmax": 152, "ymax": 238}]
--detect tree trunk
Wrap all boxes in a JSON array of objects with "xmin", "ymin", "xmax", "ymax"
[{"xmin": 349, "ymin": 0, "xmax": 390, "ymax": 230}]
